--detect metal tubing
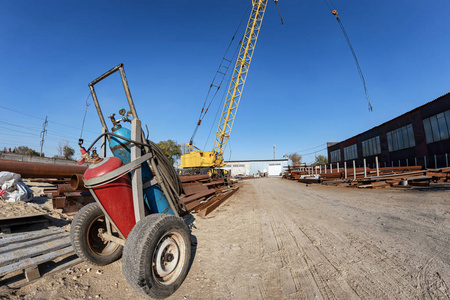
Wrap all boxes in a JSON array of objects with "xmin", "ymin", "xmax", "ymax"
[
  {"xmin": 101, "ymin": 127, "xmax": 107, "ymax": 158},
  {"xmin": 130, "ymin": 119, "xmax": 145, "ymax": 223},
  {"xmin": 375, "ymin": 156, "xmax": 379, "ymax": 176},
  {"xmin": 363, "ymin": 159, "xmax": 367, "ymax": 178},
  {"xmin": 337, "ymin": 162, "xmax": 339, "ymax": 173},
  {"xmin": 353, "ymin": 160, "xmax": 356, "ymax": 181},
  {"xmin": 0, "ymin": 160, "xmax": 87, "ymax": 179},
  {"xmin": 119, "ymin": 67, "xmax": 139, "ymax": 120},
  {"xmin": 57, "ymin": 184, "xmax": 73, "ymax": 196},
  {"xmin": 434, "ymin": 154, "xmax": 437, "ymax": 168},
  {"xmin": 89, "ymin": 85, "xmax": 108, "ymax": 134},
  {"xmin": 88, "ymin": 63, "xmax": 123, "ymax": 86},
  {"xmin": 446, "ymin": 153, "xmax": 448, "ymax": 167},
  {"xmin": 344, "ymin": 162, "xmax": 347, "ymax": 179},
  {"xmin": 70, "ymin": 174, "xmax": 88, "ymax": 191}
]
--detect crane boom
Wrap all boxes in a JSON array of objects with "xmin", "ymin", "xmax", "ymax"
[
  {"xmin": 212, "ymin": 0, "xmax": 268, "ymax": 166},
  {"xmin": 181, "ymin": 0, "xmax": 268, "ymax": 169}
]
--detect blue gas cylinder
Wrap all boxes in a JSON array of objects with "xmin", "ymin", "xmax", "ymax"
[{"xmin": 110, "ymin": 124, "xmax": 174, "ymax": 215}]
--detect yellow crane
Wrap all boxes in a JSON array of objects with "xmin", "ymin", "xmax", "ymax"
[{"xmin": 181, "ymin": 0, "xmax": 269, "ymax": 170}]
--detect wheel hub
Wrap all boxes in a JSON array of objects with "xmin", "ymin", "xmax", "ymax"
[{"xmin": 155, "ymin": 237, "xmax": 180, "ymax": 277}]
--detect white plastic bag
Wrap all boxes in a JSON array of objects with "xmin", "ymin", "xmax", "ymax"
[{"xmin": 0, "ymin": 171, "xmax": 33, "ymax": 202}]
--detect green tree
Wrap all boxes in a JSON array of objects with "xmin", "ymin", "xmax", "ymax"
[
  {"xmin": 63, "ymin": 145, "xmax": 75, "ymax": 160},
  {"xmin": 288, "ymin": 153, "xmax": 302, "ymax": 165},
  {"xmin": 157, "ymin": 140, "xmax": 182, "ymax": 165},
  {"xmin": 56, "ymin": 140, "xmax": 75, "ymax": 160},
  {"xmin": 314, "ymin": 155, "xmax": 328, "ymax": 165},
  {"xmin": 14, "ymin": 146, "xmax": 41, "ymax": 156}
]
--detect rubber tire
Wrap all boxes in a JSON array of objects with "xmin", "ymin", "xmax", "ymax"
[
  {"xmin": 70, "ymin": 202, "xmax": 123, "ymax": 266},
  {"xmin": 122, "ymin": 214, "xmax": 191, "ymax": 299}
]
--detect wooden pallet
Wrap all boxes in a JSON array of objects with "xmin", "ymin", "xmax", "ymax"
[
  {"xmin": 0, "ymin": 214, "xmax": 50, "ymax": 234},
  {"xmin": 0, "ymin": 227, "xmax": 81, "ymax": 291}
]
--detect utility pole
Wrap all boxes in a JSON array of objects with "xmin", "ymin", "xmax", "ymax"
[
  {"xmin": 273, "ymin": 145, "xmax": 276, "ymax": 160},
  {"xmin": 40, "ymin": 116, "xmax": 48, "ymax": 157}
]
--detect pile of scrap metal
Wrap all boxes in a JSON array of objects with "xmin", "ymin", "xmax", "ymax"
[
  {"xmin": 0, "ymin": 159, "xmax": 92, "ymax": 214},
  {"xmin": 283, "ymin": 166, "xmax": 321, "ymax": 183},
  {"xmin": 283, "ymin": 163, "xmax": 450, "ymax": 188},
  {"xmin": 179, "ymin": 174, "xmax": 239, "ymax": 217},
  {"xmin": 337, "ymin": 166, "xmax": 450, "ymax": 188},
  {"xmin": 47, "ymin": 174, "xmax": 94, "ymax": 215}
]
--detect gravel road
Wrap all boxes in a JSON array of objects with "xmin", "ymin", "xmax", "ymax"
[{"xmin": 4, "ymin": 177, "xmax": 450, "ymax": 299}]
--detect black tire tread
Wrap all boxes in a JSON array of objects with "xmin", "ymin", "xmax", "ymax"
[
  {"xmin": 70, "ymin": 202, "xmax": 122, "ymax": 266},
  {"xmin": 122, "ymin": 214, "xmax": 191, "ymax": 299}
]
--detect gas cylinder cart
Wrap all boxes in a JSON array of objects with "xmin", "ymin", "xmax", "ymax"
[{"xmin": 70, "ymin": 64, "xmax": 191, "ymax": 299}]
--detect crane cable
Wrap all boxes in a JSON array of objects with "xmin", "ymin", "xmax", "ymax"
[
  {"xmin": 274, "ymin": 0, "xmax": 284, "ymax": 24},
  {"xmin": 189, "ymin": 4, "xmax": 251, "ymax": 145},
  {"xmin": 79, "ymin": 92, "xmax": 92, "ymax": 141},
  {"xmin": 323, "ymin": 0, "xmax": 373, "ymax": 112},
  {"xmin": 201, "ymin": 0, "xmax": 285, "ymax": 151}
]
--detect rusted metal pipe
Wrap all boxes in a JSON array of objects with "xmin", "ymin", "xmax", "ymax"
[
  {"xmin": 70, "ymin": 174, "xmax": 87, "ymax": 191},
  {"xmin": 57, "ymin": 184, "xmax": 74, "ymax": 196},
  {"xmin": 0, "ymin": 160, "xmax": 87, "ymax": 179}
]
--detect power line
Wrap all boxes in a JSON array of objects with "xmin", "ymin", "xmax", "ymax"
[
  {"xmin": 294, "ymin": 143, "xmax": 327, "ymax": 154},
  {"xmin": 0, "ymin": 104, "xmax": 98, "ymax": 134}
]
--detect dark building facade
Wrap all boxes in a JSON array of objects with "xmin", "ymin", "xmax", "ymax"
[{"xmin": 327, "ymin": 93, "xmax": 450, "ymax": 169}]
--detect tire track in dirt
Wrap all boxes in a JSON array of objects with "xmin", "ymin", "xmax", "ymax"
[
  {"xmin": 254, "ymin": 181, "xmax": 360, "ymax": 300},
  {"xmin": 249, "ymin": 178, "xmax": 450, "ymax": 300},
  {"xmin": 276, "ymin": 180, "xmax": 450, "ymax": 299}
]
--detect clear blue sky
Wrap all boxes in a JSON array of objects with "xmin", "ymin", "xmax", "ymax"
[{"xmin": 1, "ymin": 0, "xmax": 449, "ymax": 164}]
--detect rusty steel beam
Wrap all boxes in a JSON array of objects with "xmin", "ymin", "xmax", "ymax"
[{"xmin": 0, "ymin": 160, "xmax": 87, "ymax": 179}]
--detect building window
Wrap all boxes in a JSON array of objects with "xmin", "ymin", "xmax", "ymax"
[
  {"xmin": 362, "ymin": 136, "xmax": 381, "ymax": 157},
  {"xmin": 423, "ymin": 110, "xmax": 450, "ymax": 143},
  {"xmin": 344, "ymin": 144, "xmax": 358, "ymax": 160},
  {"xmin": 330, "ymin": 149, "xmax": 341, "ymax": 163},
  {"xmin": 386, "ymin": 124, "xmax": 415, "ymax": 152}
]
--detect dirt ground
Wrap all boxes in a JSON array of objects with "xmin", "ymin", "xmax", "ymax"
[{"xmin": 2, "ymin": 177, "xmax": 450, "ymax": 299}]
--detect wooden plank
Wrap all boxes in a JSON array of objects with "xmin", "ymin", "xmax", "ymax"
[
  {"xmin": 0, "ymin": 231, "xmax": 68, "ymax": 255},
  {"xmin": 24, "ymin": 265, "xmax": 40, "ymax": 282},
  {"xmin": 0, "ymin": 227, "xmax": 64, "ymax": 247},
  {"xmin": 0, "ymin": 214, "xmax": 49, "ymax": 233},
  {"xmin": 0, "ymin": 235, "xmax": 70, "ymax": 267},
  {"xmin": 0, "ymin": 256, "xmax": 83, "ymax": 290},
  {"xmin": 0, "ymin": 246, "xmax": 74, "ymax": 277}
]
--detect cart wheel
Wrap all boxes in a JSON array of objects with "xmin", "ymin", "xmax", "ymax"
[
  {"xmin": 122, "ymin": 214, "xmax": 191, "ymax": 299},
  {"xmin": 70, "ymin": 202, "xmax": 123, "ymax": 266}
]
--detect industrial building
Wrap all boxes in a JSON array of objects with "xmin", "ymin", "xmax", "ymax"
[
  {"xmin": 223, "ymin": 159, "xmax": 289, "ymax": 177},
  {"xmin": 327, "ymin": 93, "xmax": 450, "ymax": 169}
]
